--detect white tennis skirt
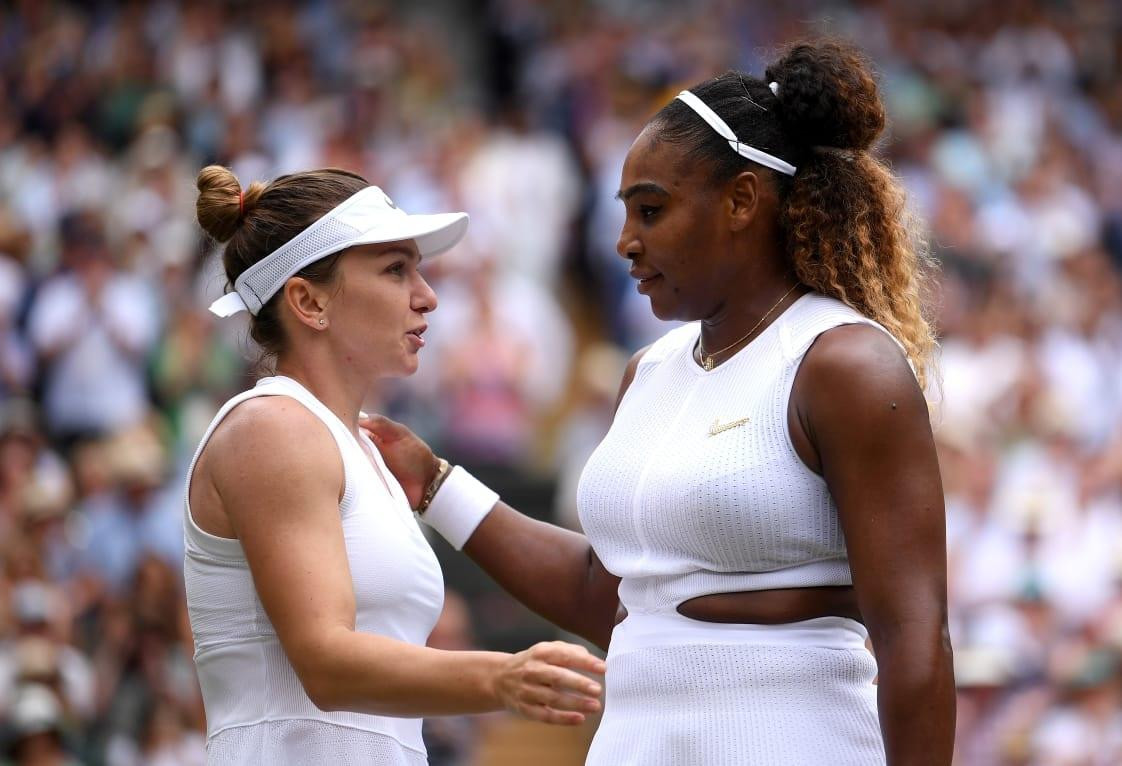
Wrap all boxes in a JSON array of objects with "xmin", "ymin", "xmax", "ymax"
[{"xmin": 586, "ymin": 611, "xmax": 885, "ymax": 766}]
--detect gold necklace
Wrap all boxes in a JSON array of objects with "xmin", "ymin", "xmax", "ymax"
[{"xmin": 698, "ymin": 283, "xmax": 799, "ymax": 371}]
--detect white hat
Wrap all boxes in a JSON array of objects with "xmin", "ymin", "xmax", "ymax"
[
  {"xmin": 10, "ymin": 684, "xmax": 63, "ymax": 737},
  {"xmin": 210, "ymin": 185, "xmax": 468, "ymax": 317}
]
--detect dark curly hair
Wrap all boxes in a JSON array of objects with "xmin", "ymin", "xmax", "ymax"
[{"xmin": 650, "ymin": 40, "xmax": 935, "ymax": 388}]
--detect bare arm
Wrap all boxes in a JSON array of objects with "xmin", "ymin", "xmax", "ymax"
[
  {"xmin": 794, "ymin": 325, "xmax": 954, "ymax": 765},
  {"xmin": 203, "ymin": 396, "xmax": 604, "ymax": 722},
  {"xmin": 366, "ymin": 346, "xmax": 650, "ymax": 650},
  {"xmin": 460, "ymin": 507, "xmax": 620, "ymax": 649}
]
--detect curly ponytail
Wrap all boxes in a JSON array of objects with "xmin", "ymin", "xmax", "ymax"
[
  {"xmin": 780, "ymin": 148, "xmax": 934, "ymax": 388},
  {"xmin": 649, "ymin": 40, "xmax": 936, "ymax": 389},
  {"xmin": 768, "ymin": 42, "xmax": 935, "ymax": 389}
]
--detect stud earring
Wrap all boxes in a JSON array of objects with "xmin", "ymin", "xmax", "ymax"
[{"xmin": 317, "ymin": 318, "xmax": 326, "ymax": 326}]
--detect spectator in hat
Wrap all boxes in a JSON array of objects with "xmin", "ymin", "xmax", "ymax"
[{"xmin": 4, "ymin": 683, "xmax": 82, "ymax": 766}]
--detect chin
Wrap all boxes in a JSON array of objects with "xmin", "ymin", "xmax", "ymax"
[
  {"xmin": 647, "ymin": 295, "xmax": 687, "ymax": 322},
  {"xmin": 400, "ymin": 354, "xmax": 422, "ymax": 377},
  {"xmin": 375, "ymin": 357, "xmax": 420, "ymax": 380}
]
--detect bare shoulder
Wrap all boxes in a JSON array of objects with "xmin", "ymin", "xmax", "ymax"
[
  {"xmin": 204, "ymin": 395, "xmax": 343, "ymax": 510},
  {"xmin": 803, "ymin": 323, "xmax": 911, "ymax": 377},
  {"xmin": 801, "ymin": 323, "xmax": 919, "ymax": 398},
  {"xmin": 789, "ymin": 318, "xmax": 929, "ymax": 446}
]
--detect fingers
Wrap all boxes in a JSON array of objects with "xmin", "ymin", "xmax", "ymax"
[
  {"xmin": 512, "ymin": 683, "xmax": 601, "ymax": 727},
  {"xmin": 521, "ymin": 683, "xmax": 602, "ymax": 714},
  {"xmin": 500, "ymin": 641, "xmax": 607, "ymax": 726},
  {"xmin": 357, "ymin": 413, "xmax": 404, "ymax": 442},
  {"xmin": 529, "ymin": 641, "xmax": 607, "ymax": 676},
  {"xmin": 525, "ymin": 650, "xmax": 605, "ymax": 690},
  {"xmin": 524, "ymin": 661, "xmax": 602, "ymax": 699},
  {"xmin": 517, "ymin": 705, "xmax": 587, "ymax": 726}
]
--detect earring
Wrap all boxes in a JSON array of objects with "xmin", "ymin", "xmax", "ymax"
[{"xmin": 317, "ymin": 318, "xmax": 326, "ymax": 327}]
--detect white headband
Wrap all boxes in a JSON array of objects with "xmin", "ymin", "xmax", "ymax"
[
  {"xmin": 675, "ymin": 90, "xmax": 797, "ymax": 176},
  {"xmin": 209, "ymin": 185, "xmax": 468, "ymax": 317}
]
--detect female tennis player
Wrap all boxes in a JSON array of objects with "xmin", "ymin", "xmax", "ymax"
[
  {"xmin": 186, "ymin": 166, "xmax": 605, "ymax": 765},
  {"xmin": 365, "ymin": 40, "xmax": 954, "ymax": 765}
]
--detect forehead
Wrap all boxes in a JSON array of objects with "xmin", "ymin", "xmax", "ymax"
[
  {"xmin": 620, "ymin": 126, "xmax": 704, "ymax": 195},
  {"xmin": 622, "ymin": 128, "xmax": 675, "ymax": 180},
  {"xmin": 347, "ymin": 240, "xmax": 421, "ymax": 259}
]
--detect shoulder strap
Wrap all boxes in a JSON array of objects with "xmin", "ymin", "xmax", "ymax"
[
  {"xmin": 637, "ymin": 323, "xmax": 701, "ymax": 368},
  {"xmin": 182, "ymin": 378, "xmax": 353, "ymax": 556},
  {"xmin": 779, "ymin": 293, "xmax": 908, "ymax": 363}
]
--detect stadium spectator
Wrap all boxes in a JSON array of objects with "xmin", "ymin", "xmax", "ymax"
[{"xmin": 0, "ymin": 1, "xmax": 1120, "ymax": 762}]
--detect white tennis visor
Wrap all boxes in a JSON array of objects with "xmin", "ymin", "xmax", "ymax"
[{"xmin": 209, "ymin": 185, "xmax": 469, "ymax": 317}]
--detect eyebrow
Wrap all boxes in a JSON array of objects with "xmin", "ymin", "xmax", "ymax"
[
  {"xmin": 374, "ymin": 245, "xmax": 421, "ymax": 261},
  {"xmin": 615, "ymin": 182, "xmax": 670, "ymax": 201}
]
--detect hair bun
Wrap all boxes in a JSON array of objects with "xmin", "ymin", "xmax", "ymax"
[
  {"xmin": 196, "ymin": 165, "xmax": 265, "ymax": 243},
  {"xmin": 765, "ymin": 41, "xmax": 885, "ymax": 152}
]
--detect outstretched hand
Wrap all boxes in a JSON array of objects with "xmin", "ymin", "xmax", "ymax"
[
  {"xmin": 360, "ymin": 413, "xmax": 438, "ymax": 509},
  {"xmin": 496, "ymin": 641, "xmax": 606, "ymax": 726}
]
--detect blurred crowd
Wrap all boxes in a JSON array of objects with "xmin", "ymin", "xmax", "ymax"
[{"xmin": 0, "ymin": 0, "xmax": 1120, "ymax": 764}]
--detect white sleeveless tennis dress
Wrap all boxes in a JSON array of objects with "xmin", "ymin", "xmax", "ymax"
[
  {"xmin": 184, "ymin": 375, "xmax": 444, "ymax": 765},
  {"xmin": 579, "ymin": 293, "xmax": 901, "ymax": 765}
]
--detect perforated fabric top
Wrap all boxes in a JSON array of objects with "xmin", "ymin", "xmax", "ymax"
[
  {"xmin": 577, "ymin": 292, "xmax": 910, "ymax": 615},
  {"xmin": 218, "ymin": 186, "xmax": 468, "ymax": 315},
  {"xmin": 183, "ymin": 376, "xmax": 444, "ymax": 763}
]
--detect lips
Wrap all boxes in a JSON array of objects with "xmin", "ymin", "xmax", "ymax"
[
  {"xmin": 631, "ymin": 270, "xmax": 662, "ymax": 294},
  {"xmin": 406, "ymin": 324, "xmax": 427, "ymax": 349}
]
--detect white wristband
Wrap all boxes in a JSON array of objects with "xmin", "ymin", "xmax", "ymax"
[{"xmin": 418, "ymin": 466, "xmax": 498, "ymax": 550}]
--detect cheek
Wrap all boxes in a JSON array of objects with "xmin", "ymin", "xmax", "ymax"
[{"xmin": 650, "ymin": 246, "xmax": 721, "ymax": 319}]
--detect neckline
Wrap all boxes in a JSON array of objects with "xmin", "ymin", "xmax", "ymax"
[
  {"xmin": 260, "ymin": 375, "xmax": 406, "ymax": 504},
  {"xmin": 262, "ymin": 373, "xmax": 352, "ymax": 422},
  {"xmin": 686, "ymin": 291, "xmax": 812, "ymax": 376}
]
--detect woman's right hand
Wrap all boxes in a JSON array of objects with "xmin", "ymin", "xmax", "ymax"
[
  {"xmin": 360, "ymin": 413, "xmax": 440, "ymax": 508},
  {"xmin": 494, "ymin": 641, "xmax": 606, "ymax": 725}
]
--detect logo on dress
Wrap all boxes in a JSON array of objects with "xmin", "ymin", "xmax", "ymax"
[{"xmin": 708, "ymin": 417, "xmax": 750, "ymax": 437}]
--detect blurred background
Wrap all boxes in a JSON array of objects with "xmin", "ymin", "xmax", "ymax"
[{"xmin": 0, "ymin": 0, "xmax": 1120, "ymax": 763}]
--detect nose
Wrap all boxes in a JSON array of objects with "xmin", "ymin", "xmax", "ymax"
[
  {"xmin": 413, "ymin": 272, "xmax": 438, "ymax": 314},
  {"xmin": 616, "ymin": 219, "xmax": 642, "ymax": 261}
]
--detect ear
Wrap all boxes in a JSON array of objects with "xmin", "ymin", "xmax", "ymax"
[
  {"xmin": 726, "ymin": 171, "xmax": 760, "ymax": 232},
  {"xmin": 282, "ymin": 277, "xmax": 331, "ymax": 330}
]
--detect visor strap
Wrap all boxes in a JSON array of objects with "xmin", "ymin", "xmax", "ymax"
[
  {"xmin": 228, "ymin": 187, "xmax": 382, "ymax": 316},
  {"xmin": 209, "ymin": 291, "xmax": 250, "ymax": 318}
]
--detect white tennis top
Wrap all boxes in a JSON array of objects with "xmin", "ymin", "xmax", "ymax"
[
  {"xmin": 183, "ymin": 376, "xmax": 443, "ymax": 766},
  {"xmin": 578, "ymin": 292, "xmax": 905, "ymax": 616}
]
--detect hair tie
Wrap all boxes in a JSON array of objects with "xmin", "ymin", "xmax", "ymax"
[
  {"xmin": 769, "ymin": 81, "xmax": 780, "ymax": 97},
  {"xmin": 237, "ymin": 190, "xmax": 245, "ymax": 218}
]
